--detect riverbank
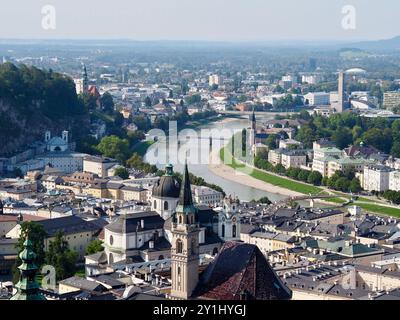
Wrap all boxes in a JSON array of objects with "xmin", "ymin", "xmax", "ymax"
[
  {"xmin": 212, "ymin": 146, "xmax": 400, "ymax": 217},
  {"xmin": 208, "ymin": 146, "xmax": 302, "ymax": 198}
]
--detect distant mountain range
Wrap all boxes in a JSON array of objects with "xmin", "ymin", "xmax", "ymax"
[
  {"xmin": 0, "ymin": 36, "xmax": 400, "ymax": 52},
  {"xmin": 349, "ymin": 36, "xmax": 400, "ymax": 51}
]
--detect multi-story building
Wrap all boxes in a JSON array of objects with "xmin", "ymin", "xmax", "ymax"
[
  {"xmin": 240, "ymin": 230, "xmax": 296, "ymax": 256},
  {"xmin": 304, "ymin": 92, "xmax": 330, "ymax": 106},
  {"xmin": 281, "ymin": 150, "xmax": 307, "ymax": 169},
  {"xmin": 314, "ymin": 147, "xmax": 342, "ymax": 160},
  {"xmin": 363, "ymin": 165, "xmax": 393, "ymax": 192},
  {"xmin": 327, "ymin": 158, "xmax": 373, "ymax": 178},
  {"xmin": 312, "ymin": 157, "xmax": 334, "ymax": 177},
  {"xmin": 383, "ymin": 91, "xmax": 400, "ymax": 109},
  {"xmin": 389, "ymin": 170, "xmax": 400, "ymax": 191},
  {"xmin": 209, "ymin": 74, "xmax": 223, "ymax": 87},
  {"xmin": 301, "ymin": 74, "xmax": 323, "ymax": 85},
  {"xmin": 192, "ymin": 185, "xmax": 223, "ymax": 207},
  {"xmin": 83, "ymin": 156, "xmax": 119, "ymax": 178},
  {"xmin": 279, "ymin": 139, "xmax": 303, "ymax": 150},
  {"xmin": 268, "ymin": 149, "xmax": 283, "ymax": 166}
]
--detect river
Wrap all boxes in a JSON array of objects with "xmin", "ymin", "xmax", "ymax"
[{"xmin": 144, "ymin": 115, "xmax": 287, "ymax": 202}]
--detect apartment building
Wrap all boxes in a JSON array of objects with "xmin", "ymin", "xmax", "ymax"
[
  {"xmin": 314, "ymin": 147, "xmax": 342, "ymax": 160},
  {"xmin": 281, "ymin": 150, "xmax": 308, "ymax": 169},
  {"xmin": 363, "ymin": 165, "xmax": 393, "ymax": 192}
]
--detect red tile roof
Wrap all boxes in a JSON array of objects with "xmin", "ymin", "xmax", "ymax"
[{"xmin": 194, "ymin": 241, "xmax": 292, "ymax": 300}]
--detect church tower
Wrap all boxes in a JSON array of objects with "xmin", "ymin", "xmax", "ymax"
[
  {"xmin": 248, "ymin": 109, "xmax": 256, "ymax": 150},
  {"xmin": 11, "ymin": 236, "xmax": 46, "ymax": 300},
  {"xmin": 170, "ymin": 162, "xmax": 200, "ymax": 300},
  {"xmin": 82, "ymin": 64, "xmax": 89, "ymax": 94},
  {"xmin": 218, "ymin": 195, "xmax": 241, "ymax": 241}
]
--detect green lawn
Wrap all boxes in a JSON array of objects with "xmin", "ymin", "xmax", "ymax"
[
  {"xmin": 352, "ymin": 202, "xmax": 400, "ymax": 218},
  {"xmin": 220, "ymin": 148, "xmax": 322, "ymax": 195}
]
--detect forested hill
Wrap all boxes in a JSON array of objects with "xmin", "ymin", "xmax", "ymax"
[{"xmin": 0, "ymin": 63, "xmax": 89, "ymax": 156}]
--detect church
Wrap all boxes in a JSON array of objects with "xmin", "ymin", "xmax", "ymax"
[
  {"xmin": 168, "ymin": 163, "xmax": 292, "ymax": 300},
  {"xmin": 44, "ymin": 130, "xmax": 70, "ymax": 152},
  {"xmin": 100, "ymin": 164, "xmax": 223, "ymax": 266}
]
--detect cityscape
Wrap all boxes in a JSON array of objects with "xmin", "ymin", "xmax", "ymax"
[{"xmin": 2, "ymin": 0, "xmax": 400, "ymax": 308}]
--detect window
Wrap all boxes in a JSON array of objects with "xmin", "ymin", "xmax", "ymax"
[
  {"xmin": 178, "ymin": 215, "xmax": 182, "ymax": 224},
  {"xmin": 222, "ymin": 224, "xmax": 225, "ymax": 238},
  {"xmin": 191, "ymin": 239, "xmax": 196, "ymax": 255},
  {"xmin": 232, "ymin": 224, "xmax": 237, "ymax": 238},
  {"xmin": 164, "ymin": 201, "xmax": 168, "ymax": 210},
  {"xmin": 154, "ymin": 200, "xmax": 157, "ymax": 209},
  {"xmin": 176, "ymin": 239, "xmax": 183, "ymax": 254},
  {"xmin": 109, "ymin": 253, "xmax": 114, "ymax": 264},
  {"xmin": 109, "ymin": 235, "xmax": 114, "ymax": 245}
]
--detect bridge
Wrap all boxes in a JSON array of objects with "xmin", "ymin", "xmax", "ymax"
[{"xmin": 267, "ymin": 193, "xmax": 352, "ymax": 213}]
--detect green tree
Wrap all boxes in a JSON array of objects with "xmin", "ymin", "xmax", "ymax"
[
  {"xmin": 256, "ymin": 197, "xmax": 272, "ymax": 205},
  {"xmin": 101, "ymin": 92, "xmax": 115, "ymax": 114},
  {"xmin": 185, "ymin": 94, "xmax": 202, "ymax": 105},
  {"xmin": 45, "ymin": 231, "xmax": 78, "ymax": 281},
  {"xmin": 274, "ymin": 164, "xmax": 286, "ymax": 175},
  {"xmin": 97, "ymin": 135, "xmax": 130, "ymax": 162},
  {"xmin": 335, "ymin": 177, "xmax": 351, "ymax": 192},
  {"xmin": 349, "ymin": 178, "xmax": 362, "ymax": 193},
  {"xmin": 307, "ymin": 171, "xmax": 323, "ymax": 186},
  {"xmin": 144, "ymin": 96, "xmax": 152, "ymax": 107},
  {"xmin": 286, "ymin": 167, "xmax": 301, "ymax": 180},
  {"xmin": 85, "ymin": 239, "xmax": 104, "ymax": 255},
  {"xmin": 332, "ymin": 127, "xmax": 352, "ymax": 149},
  {"xmin": 297, "ymin": 169, "xmax": 310, "ymax": 182},
  {"xmin": 391, "ymin": 141, "xmax": 400, "ymax": 158},
  {"xmin": 265, "ymin": 135, "xmax": 277, "ymax": 149},
  {"xmin": 114, "ymin": 167, "xmax": 129, "ymax": 179}
]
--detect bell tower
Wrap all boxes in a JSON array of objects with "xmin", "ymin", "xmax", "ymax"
[
  {"xmin": 248, "ymin": 108, "xmax": 256, "ymax": 150},
  {"xmin": 170, "ymin": 162, "xmax": 200, "ymax": 300},
  {"xmin": 218, "ymin": 195, "xmax": 241, "ymax": 241},
  {"xmin": 82, "ymin": 64, "xmax": 89, "ymax": 93}
]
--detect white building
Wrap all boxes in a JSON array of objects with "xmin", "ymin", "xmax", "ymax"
[
  {"xmin": 383, "ymin": 91, "xmax": 400, "ymax": 109},
  {"xmin": 209, "ymin": 75, "xmax": 223, "ymax": 87},
  {"xmin": 363, "ymin": 165, "xmax": 392, "ymax": 192},
  {"xmin": 192, "ymin": 185, "xmax": 223, "ymax": 207},
  {"xmin": 304, "ymin": 92, "xmax": 330, "ymax": 106},
  {"xmin": 281, "ymin": 150, "xmax": 307, "ymax": 169},
  {"xmin": 83, "ymin": 156, "xmax": 119, "ymax": 178},
  {"xmin": 389, "ymin": 171, "xmax": 400, "ymax": 192},
  {"xmin": 45, "ymin": 131, "xmax": 69, "ymax": 152},
  {"xmin": 314, "ymin": 147, "xmax": 342, "ymax": 160},
  {"xmin": 302, "ymin": 74, "xmax": 323, "ymax": 85}
]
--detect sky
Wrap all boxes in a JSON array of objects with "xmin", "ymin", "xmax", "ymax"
[{"xmin": 0, "ymin": 0, "xmax": 399, "ymax": 42}]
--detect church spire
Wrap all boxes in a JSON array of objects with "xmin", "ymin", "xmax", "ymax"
[
  {"xmin": 175, "ymin": 162, "xmax": 196, "ymax": 218},
  {"xmin": 11, "ymin": 236, "xmax": 46, "ymax": 300},
  {"xmin": 170, "ymin": 161, "xmax": 200, "ymax": 300},
  {"xmin": 82, "ymin": 64, "xmax": 89, "ymax": 93}
]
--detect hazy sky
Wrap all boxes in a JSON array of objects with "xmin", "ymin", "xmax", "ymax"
[{"xmin": 0, "ymin": 0, "xmax": 399, "ymax": 41}]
